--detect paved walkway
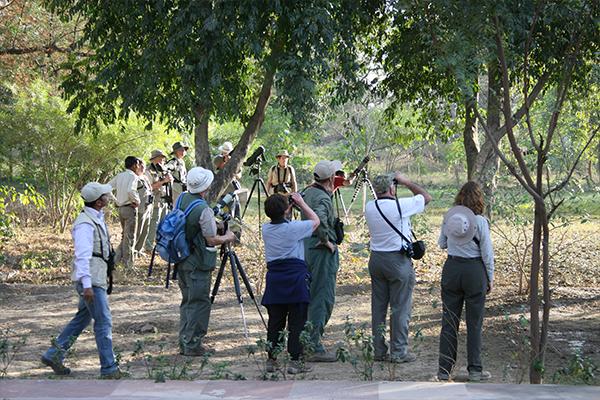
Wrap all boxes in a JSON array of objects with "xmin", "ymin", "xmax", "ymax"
[{"xmin": 1, "ymin": 379, "xmax": 598, "ymax": 400}]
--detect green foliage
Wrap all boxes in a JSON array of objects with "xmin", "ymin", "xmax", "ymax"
[
  {"xmin": 1, "ymin": 328, "xmax": 28, "ymax": 378},
  {"xmin": 335, "ymin": 315, "xmax": 376, "ymax": 381},
  {"xmin": 552, "ymin": 350, "xmax": 598, "ymax": 385}
]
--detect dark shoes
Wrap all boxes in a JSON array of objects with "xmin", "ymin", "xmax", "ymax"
[
  {"xmin": 287, "ymin": 360, "xmax": 313, "ymax": 374},
  {"xmin": 101, "ymin": 368, "xmax": 131, "ymax": 380},
  {"xmin": 308, "ymin": 350, "xmax": 339, "ymax": 362},
  {"xmin": 41, "ymin": 356, "xmax": 71, "ymax": 375},
  {"xmin": 183, "ymin": 346, "xmax": 215, "ymax": 357},
  {"xmin": 266, "ymin": 358, "xmax": 280, "ymax": 372},
  {"xmin": 391, "ymin": 352, "xmax": 417, "ymax": 363},
  {"xmin": 469, "ymin": 370, "xmax": 492, "ymax": 381}
]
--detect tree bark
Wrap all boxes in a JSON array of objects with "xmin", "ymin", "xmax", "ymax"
[
  {"xmin": 193, "ymin": 103, "xmax": 211, "ymax": 170},
  {"xmin": 463, "ymin": 97, "xmax": 479, "ymax": 180}
]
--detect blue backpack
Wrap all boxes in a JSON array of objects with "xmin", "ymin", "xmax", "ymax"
[{"xmin": 149, "ymin": 194, "xmax": 205, "ymax": 287}]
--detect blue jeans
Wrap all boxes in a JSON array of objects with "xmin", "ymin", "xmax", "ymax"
[{"xmin": 43, "ymin": 283, "xmax": 117, "ymax": 375}]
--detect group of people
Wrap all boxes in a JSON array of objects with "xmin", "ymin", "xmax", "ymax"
[{"xmin": 41, "ymin": 146, "xmax": 495, "ymax": 382}]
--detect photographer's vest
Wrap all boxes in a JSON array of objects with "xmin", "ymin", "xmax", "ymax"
[
  {"xmin": 146, "ymin": 162, "xmax": 168, "ymax": 199},
  {"xmin": 178, "ymin": 193, "xmax": 218, "ymax": 272},
  {"xmin": 270, "ymin": 165, "xmax": 294, "ymax": 194},
  {"xmin": 70, "ymin": 208, "xmax": 110, "ymax": 289}
]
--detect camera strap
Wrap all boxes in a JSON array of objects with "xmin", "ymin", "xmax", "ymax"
[{"xmin": 374, "ymin": 200, "xmax": 412, "ymax": 251}]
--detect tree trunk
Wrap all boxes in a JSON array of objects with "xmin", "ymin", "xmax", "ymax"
[
  {"xmin": 194, "ymin": 103, "xmax": 212, "ymax": 170},
  {"xmin": 464, "ymin": 97, "xmax": 479, "ymax": 180},
  {"xmin": 205, "ymin": 72, "xmax": 274, "ymax": 203}
]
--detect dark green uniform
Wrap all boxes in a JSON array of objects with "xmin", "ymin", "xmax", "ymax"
[{"xmin": 301, "ymin": 184, "xmax": 339, "ymax": 352}]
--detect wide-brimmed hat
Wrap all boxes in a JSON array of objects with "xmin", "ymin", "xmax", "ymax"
[
  {"xmin": 171, "ymin": 141, "xmax": 189, "ymax": 154},
  {"xmin": 372, "ymin": 172, "xmax": 395, "ymax": 194},
  {"xmin": 275, "ymin": 150, "xmax": 291, "ymax": 158},
  {"xmin": 313, "ymin": 160, "xmax": 343, "ymax": 180},
  {"xmin": 149, "ymin": 149, "xmax": 166, "ymax": 161},
  {"xmin": 81, "ymin": 182, "xmax": 112, "ymax": 203},
  {"xmin": 442, "ymin": 205, "xmax": 478, "ymax": 245},
  {"xmin": 218, "ymin": 141, "xmax": 234, "ymax": 154},
  {"xmin": 187, "ymin": 167, "xmax": 214, "ymax": 194}
]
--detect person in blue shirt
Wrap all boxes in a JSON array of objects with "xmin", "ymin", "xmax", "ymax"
[{"xmin": 261, "ymin": 193, "xmax": 320, "ymax": 375}]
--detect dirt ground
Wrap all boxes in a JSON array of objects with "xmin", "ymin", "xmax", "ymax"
[{"xmin": 1, "ymin": 280, "xmax": 599, "ymax": 384}]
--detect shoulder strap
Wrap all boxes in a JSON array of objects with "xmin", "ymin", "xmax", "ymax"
[
  {"xmin": 374, "ymin": 200, "xmax": 412, "ymax": 247},
  {"xmin": 183, "ymin": 199, "xmax": 206, "ymax": 217}
]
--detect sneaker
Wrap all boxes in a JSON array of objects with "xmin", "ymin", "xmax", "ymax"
[
  {"xmin": 288, "ymin": 360, "xmax": 313, "ymax": 374},
  {"xmin": 374, "ymin": 354, "xmax": 390, "ymax": 362},
  {"xmin": 391, "ymin": 352, "xmax": 417, "ymax": 363},
  {"xmin": 469, "ymin": 370, "xmax": 491, "ymax": 381},
  {"xmin": 437, "ymin": 372, "xmax": 450, "ymax": 381},
  {"xmin": 184, "ymin": 346, "xmax": 215, "ymax": 357},
  {"xmin": 308, "ymin": 350, "xmax": 339, "ymax": 362},
  {"xmin": 266, "ymin": 358, "xmax": 280, "ymax": 372},
  {"xmin": 41, "ymin": 356, "xmax": 71, "ymax": 375},
  {"xmin": 101, "ymin": 368, "xmax": 131, "ymax": 380}
]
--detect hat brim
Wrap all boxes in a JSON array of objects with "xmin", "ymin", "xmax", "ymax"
[
  {"xmin": 442, "ymin": 205, "xmax": 478, "ymax": 245},
  {"xmin": 171, "ymin": 146, "xmax": 189, "ymax": 155}
]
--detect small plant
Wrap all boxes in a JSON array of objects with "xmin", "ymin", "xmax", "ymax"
[
  {"xmin": 210, "ymin": 361, "xmax": 246, "ymax": 380},
  {"xmin": 552, "ymin": 350, "xmax": 598, "ymax": 385},
  {"xmin": 335, "ymin": 315, "xmax": 376, "ymax": 381},
  {"xmin": 1, "ymin": 328, "xmax": 28, "ymax": 378}
]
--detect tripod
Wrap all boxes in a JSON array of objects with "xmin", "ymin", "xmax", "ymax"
[
  {"xmin": 241, "ymin": 159, "xmax": 268, "ymax": 230},
  {"xmin": 210, "ymin": 219, "xmax": 267, "ymax": 345},
  {"xmin": 344, "ymin": 168, "xmax": 377, "ymax": 219},
  {"xmin": 333, "ymin": 189, "xmax": 350, "ymax": 225}
]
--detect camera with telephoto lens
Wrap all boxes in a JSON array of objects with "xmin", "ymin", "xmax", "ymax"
[
  {"xmin": 213, "ymin": 192, "xmax": 234, "ymax": 222},
  {"xmin": 352, "ymin": 156, "xmax": 371, "ymax": 174},
  {"xmin": 243, "ymin": 146, "xmax": 265, "ymax": 167}
]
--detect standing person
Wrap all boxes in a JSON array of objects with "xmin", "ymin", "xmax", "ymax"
[
  {"xmin": 177, "ymin": 167, "xmax": 236, "ymax": 356},
  {"xmin": 143, "ymin": 149, "xmax": 174, "ymax": 253},
  {"xmin": 261, "ymin": 193, "xmax": 320, "ymax": 374},
  {"xmin": 166, "ymin": 141, "xmax": 188, "ymax": 204},
  {"xmin": 108, "ymin": 156, "xmax": 140, "ymax": 268},
  {"xmin": 332, "ymin": 169, "xmax": 356, "ymax": 193},
  {"xmin": 134, "ymin": 159, "xmax": 154, "ymax": 257},
  {"xmin": 300, "ymin": 160, "xmax": 342, "ymax": 362},
  {"xmin": 438, "ymin": 181, "xmax": 494, "ymax": 381},
  {"xmin": 266, "ymin": 150, "xmax": 297, "ymax": 195},
  {"xmin": 40, "ymin": 182, "xmax": 128, "ymax": 379},
  {"xmin": 212, "ymin": 141, "xmax": 242, "ymax": 218},
  {"xmin": 364, "ymin": 171, "xmax": 431, "ymax": 363}
]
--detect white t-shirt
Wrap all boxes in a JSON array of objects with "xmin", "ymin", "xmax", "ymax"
[{"xmin": 365, "ymin": 195, "xmax": 426, "ymax": 252}]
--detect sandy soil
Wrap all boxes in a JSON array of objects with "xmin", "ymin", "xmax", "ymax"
[{"xmin": 1, "ymin": 280, "xmax": 598, "ymax": 384}]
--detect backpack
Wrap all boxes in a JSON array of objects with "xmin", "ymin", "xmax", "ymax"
[{"xmin": 149, "ymin": 194, "xmax": 205, "ymax": 287}]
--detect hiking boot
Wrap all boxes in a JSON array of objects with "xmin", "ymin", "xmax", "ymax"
[
  {"xmin": 266, "ymin": 358, "xmax": 280, "ymax": 372},
  {"xmin": 437, "ymin": 372, "xmax": 450, "ymax": 381},
  {"xmin": 391, "ymin": 352, "xmax": 417, "ymax": 363},
  {"xmin": 41, "ymin": 356, "xmax": 71, "ymax": 375},
  {"xmin": 288, "ymin": 360, "xmax": 313, "ymax": 374},
  {"xmin": 469, "ymin": 370, "xmax": 491, "ymax": 381},
  {"xmin": 308, "ymin": 350, "xmax": 339, "ymax": 362},
  {"xmin": 101, "ymin": 368, "xmax": 131, "ymax": 380},
  {"xmin": 184, "ymin": 346, "xmax": 215, "ymax": 357},
  {"xmin": 374, "ymin": 354, "xmax": 390, "ymax": 362}
]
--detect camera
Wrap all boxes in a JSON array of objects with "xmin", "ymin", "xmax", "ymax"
[
  {"xmin": 243, "ymin": 146, "xmax": 265, "ymax": 167},
  {"xmin": 352, "ymin": 156, "xmax": 371, "ymax": 174},
  {"xmin": 213, "ymin": 192, "xmax": 234, "ymax": 221}
]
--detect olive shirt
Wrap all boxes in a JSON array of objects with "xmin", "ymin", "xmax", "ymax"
[
  {"xmin": 177, "ymin": 192, "xmax": 218, "ymax": 272},
  {"xmin": 145, "ymin": 162, "xmax": 168, "ymax": 201},
  {"xmin": 300, "ymin": 184, "xmax": 336, "ymax": 244}
]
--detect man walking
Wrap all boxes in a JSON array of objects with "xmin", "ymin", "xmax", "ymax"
[
  {"xmin": 41, "ymin": 182, "xmax": 127, "ymax": 379},
  {"xmin": 300, "ymin": 160, "xmax": 343, "ymax": 362},
  {"xmin": 143, "ymin": 149, "xmax": 173, "ymax": 252},
  {"xmin": 166, "ymin": 141, "xmax": 188, "ymax": 204},
  {"xmin": 364, "ymin": 171, "xmax": 431, "ymax": 363},
  {"xmin": 108, "ymin": 156, "xmax": 140, "ymax": 268},
  {"xmin": 177, "ymin": 167, "xmax": 235, "ymax": 356}
]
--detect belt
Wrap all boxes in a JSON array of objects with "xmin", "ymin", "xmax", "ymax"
[
  {"xmin": 448, "ymin": 255, "xmax": 482, "ymax": 260},
  {"xmin": 117, "ymin": 203, "xmax": 131, "ymax": 208}
]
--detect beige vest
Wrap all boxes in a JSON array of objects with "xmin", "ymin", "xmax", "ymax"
[{"xmin": 70, "ymin": 208, "xmax": 110, "ymax": 289}]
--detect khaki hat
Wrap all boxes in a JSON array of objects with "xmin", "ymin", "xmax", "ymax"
[
  {"xmin": 149, "ymin": 149, "xmax": 166, "ymax": 161},
  {"xmin": 218, "ymin": 141, "xmax": 234, "ymax": 154},
  {"xmin": 275, "ymin": 150, "xmax": 291, "ymax": 158},
  {"xmin": 171, "ymin": 141, "xmax": 189, "ymax": 154},
  {"xmin": 372, "ymin": 172, "xmax": 395, "ymax": 194},
  {"xmin": 187, "ymin": 167, "xmax": 214, "ymax": 194},
  {"xmin": 81, "ymin": 182, "xmax": 112, "ymax": 203},
  {"xmin": 442, "ymin": 205, "xmax": 478, "ymax": 245},
  {"xmin": 313, "ymin": 160, "xmax": 343, "ymax": 180}
]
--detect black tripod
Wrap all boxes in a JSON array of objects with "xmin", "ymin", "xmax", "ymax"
[
  {"xmin": 241, "ymin": 159, "xmax": 268, "ymax": 229},
  {"xmin": 344, "ymin": 168, "xmax": 376, "ymax": 219},
  {"xmin": 210, "ymin": 219, "xmax": 267, "ymax": 345}
]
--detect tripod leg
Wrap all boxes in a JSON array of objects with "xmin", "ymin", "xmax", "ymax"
[
  {"xmin": 346, "ymin": 180, "xmax": 364, "ymax": 215},
  {"xmin": 242, "ymin": 179, "xmax": 260, "ymax": 219},
  {"xmin": 210, "ymin": 250, "xmax": 229, "ymax": 304},
  {"xmin": 229, "ymin": 250, "xmax": 250, "ymax": 346},
  {"xmin": 232, "ymin": 251, "xmax": 268, "ymax": 330},
  {"xmin": 337, "ymin": 192, "xmax": 350, "ymax": 225}
]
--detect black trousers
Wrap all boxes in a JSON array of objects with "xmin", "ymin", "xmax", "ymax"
[
  {"xmin": 438, "ymin": 257, "xmax": 488, "ymax": 375},
  {"xmin": 266, "ymin": 303, "xmax": 308, "ymax": 361}
]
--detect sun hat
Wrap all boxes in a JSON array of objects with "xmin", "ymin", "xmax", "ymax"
[
  {"xmin": 218, "ymin": 141, "xmax": 234, "ymax": 154},
  {"xmin": 171, "ymin": 141, "xmax": 189, "ymax": 154},
  {"xmin": 372, "ymin": 172, "xmax": 396, "ymax": 194},
  {"xmin": 313, "ymin": 160, "xmax": 343, "ymax": 180},
  {"xmin": 187, "ymin": 167, "xmax": 214, "ymax": 194},
  {"xmin": 275, "ymin": 150, "xmax": 291, "ymax": 158},
  {"xmin": 149, "ymin": 149, "xmax": 166, "ymax": 161},
  {"xmin": 81, "ymin": 182, "xmax": 112, "ymax": 203},
  {"xmin": 442, "ymin": 205, "xmax": 478, "ymax": 245}
]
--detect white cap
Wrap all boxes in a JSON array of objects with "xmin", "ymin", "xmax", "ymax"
[
  {"xmin": 81, "ymin": 182, "xmax": 112, "ymax": 203},
  {"xmin": 313, "ymin": 160, "xmax": 343, "ymax": 180},
  {"xmin": 187, "ymin": 167, "xmax": 214, "ymax": 194}
]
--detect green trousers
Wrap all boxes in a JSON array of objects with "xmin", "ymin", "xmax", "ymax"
[
  {"xmin": 304, "ymin": 236, "xmax": 339, "ymax": 352},
  {"xmin": 177, "ymin": 267, "xmax": 212, "ymax": 352}
]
